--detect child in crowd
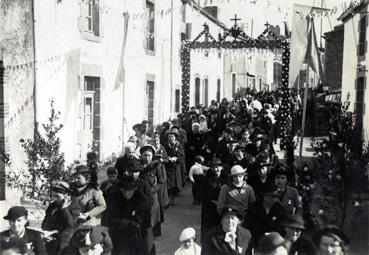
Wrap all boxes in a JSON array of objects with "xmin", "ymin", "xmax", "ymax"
[
  {"xmin": 174, "ymin": 227, "xmax": 201, "ymax": 255},
  {"xmin": 189, "ymin": 156, "xmax": 209, "ymax": 205}
]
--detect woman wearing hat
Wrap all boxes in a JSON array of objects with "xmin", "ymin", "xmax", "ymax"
[
  {"xmin": 174, "ymin": 227, "xmax": 201, "ymax": 255},
  {"xmin": 139, "ymin": 144, "xmax": 164, "ymax": 237},
  {"xmin": 41, "ymin": 181, "xmax": 81, "ymax": 254},
  {"xmin": 202, "ymin": 206, "xmax": 253, "ymax": 255},
  {"xmin": 0, "ymin": 206, "xmax": 47, "ymax": 255},
  {"xmin": 280, "ymin": 215, "xmax": 316, "ymax": 255},
  {"xmin": 217, "ymin": 165, "xmax": 256, "ymax": 219},
  {"xmin": 254, "ymin": 232, "xmax": 288, "ymax": 255},
  {"xmin": 229, "ymin": 145, "xmax": 248, "ymax": 169},
  {"xmin": 164, "ymin": 131, "xmax": 184, "ymax": 204},
  {"xmin": 71, "ymin": 165, "xmax": 106, "ymax": 225},
  {"xmin": 200, "ymin": 159, "xmax": 227, "ymax": 242}
]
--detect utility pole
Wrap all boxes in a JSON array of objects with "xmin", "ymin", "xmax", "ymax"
[
  {"xmin": 32, "ymin": 0, "xmax": 38, "ymax": 136},
  {"xmin": 0, "ymin": 50, "xmax": 5, "ymax": 200}
]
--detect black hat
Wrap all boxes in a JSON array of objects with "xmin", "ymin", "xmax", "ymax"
[
  {"xmin": 177, "ymin": 113, "xmax": 185, "ymax": 118},
  {"xmin": 220, "ymin": 206, "xmax": 243, "ymax": 219},
  {"xmin": 257, "ymin": 232, "xmax": 286, "ymax": 253},
  {"xmin": 72, "ymin": 225, "xmax": 112, "ymax": 251},
  {"xmin": 260, "ymin": 184, "xmax": 279, "ymax": 197},
  {"xmin": 141, "ymin": 120, "xmax": 150, "ymax": 125},
  {"xmin": 118, "ymin": 179, "xmax": 138, "ymax": 191},
  {"xmin": 132, "ymin": 123, "xmax": 143, "ymax": 131},
  {"xmin": 275, "ymin": 166, "xmax": 289, "ymax": 177},
  {"xmin": 3, "ymin": 206, "xmax": 28, "ymax": 221},
  {"xmin": 313, "ymin": 226, "xmax": 350, "ymax": 246},
  {"xmin": 51, "ymin": 181, "xmax": 71, "ymax": 194},
  {"xmin": 280, "ymin": 215, "xmax": 305, "ymax": 230},
  {"xmin": 74, "ymin": 165, "xmax": 91, "ymax": 175},
  {"xmin": 210, "ymin": 158, "xmax": 222, "ymax": 167},
  {"xmin": 140, "ymin": 144, "xmax": 156, "ymax": 155},
  {"xmin": 106, "ymin": 167, "xmax": 118, "ymax": 175},
  {"xmin": 123, "ymin": 158, "xmax": 143, "ymax": 172}
]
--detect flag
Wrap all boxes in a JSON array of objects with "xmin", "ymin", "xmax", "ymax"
[
  {"xmin": 288, "ymin": 4, "xmax": 327, "ymax": 87},
  {"xmin": 114, "ymin": 12, "xmax": 129, "ymax": 90},
  {"xmin": 306, "ymin": 19, "xmax": 325, "ymax": 83}
]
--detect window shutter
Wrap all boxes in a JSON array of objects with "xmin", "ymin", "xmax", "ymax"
[
  {"xmin": 186, "ymin": 23, "xmax": 192, "ymax": 40},
  {"xmin": 93, "ymin": 0, "xmax": 100, "ymax": 36},
  {"xmin": 79, "ymin": 2, "xmax": 87, "ymax": 32}
]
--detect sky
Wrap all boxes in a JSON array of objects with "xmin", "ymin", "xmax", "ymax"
[{"xmin": 199, "ymin": 0, "xmax": 353, "ymax": 44}]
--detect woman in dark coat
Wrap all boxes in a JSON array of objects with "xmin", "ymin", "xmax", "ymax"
[
  {"xmin": 42, "ymin": 181, "xmax": 81, "ymax": 255},
  {"xmin": 139, "ymin": 144, "xmax": 165, "ymax": 237},
  {"xmin": 164, "ymin": 131, "xmax": 184, "ymax": 204},
  {"xmin": 200, "ymin": 159, "xmax": 227, "ymax": 242}
]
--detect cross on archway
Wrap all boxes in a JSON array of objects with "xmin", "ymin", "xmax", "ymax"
[
  {"xmin": 231, "ymin": 14, "xmax": 241, "ymax": 27},
  {"xmin": 264, "ymin": 22, "xmax": 270, "ymax": 29}
]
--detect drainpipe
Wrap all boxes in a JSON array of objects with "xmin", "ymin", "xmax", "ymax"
[
  {"xmin": 32, "ymin": 0, "xmax": 38, "ymax": 135},
  {"xmin": 170, "ymin": 0, "xmax": 173, "ymax": 115}
]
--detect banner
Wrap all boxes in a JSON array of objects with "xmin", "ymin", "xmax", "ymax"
[
  {"xmin": 306, "ymin": 19, "xmax": 325, "ymax": 83},
  {"xmin": 114, "ymin": 12, "xmax": 129, "ymax": 90}
]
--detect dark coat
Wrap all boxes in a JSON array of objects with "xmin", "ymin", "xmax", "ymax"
[
  {"xmin": 243, "ymin": 200, "xmax": 287, "ymax": 244},
  {"xmin": 42, "ymin": 198, "xmax": 81, "ymax": 253},
  {"xmin": 103, "ymin": 188, "xmax": 153, "ymax": 255},
  {"xmin": 115, "ymin": 155, "xmax": 135, "ymax": 181},
  {"xmin": 0, "ymin": 229, "xmax": 47, "ymax": 255},
  {"xmin": 164, "ymin": 141, "xmax": 184, "ymax": 193},
  {"xmin": 200, "ymin": 171, "xmax": 227, "ymax": 242},
  {"xmin": 289, "ymin": 235, "xmax": 317, "ymax": 255},
  {"xmin": 201, "ymin": 226, "xmax": 253, "ymax": 255},
  {"xmin": 215, "ymin": 139, "xmax": 234, "ymax": 166}
]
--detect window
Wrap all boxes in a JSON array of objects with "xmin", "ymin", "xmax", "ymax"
[
  {"xmin": 86, "ymin": 0, "xmax": 99, "ymax": 36},
  {"xmin": 359, "ymin": 16, "xmax": 367, "ymax": 56},
  {"xmin": 84, "ymin": 96, "xmax": 94, "ymax": 130},
  {"xmin": 195, "ymin": 77, "xmax": 200, "ymax": 106},
  {"xmin": 204, "ymin": 78, "xmax": 209, "ymax": 107},
  {"xmin": 232, "ymin": 73, "xmax": 236, "ymax": 97},
  {"xmin": 146, "ymin": 81, "xmax": 155, "ymax": 124},
  {"xmin": 175, "ymin": 89, "xmax": 180, "ymax": 112},
  {"xmin": 145, "ymin": 0, "xmax": 155, "ymax": 52},
  {"xmin": 217, "ymin": 79, "xmax": 221, "ymax": 102}
]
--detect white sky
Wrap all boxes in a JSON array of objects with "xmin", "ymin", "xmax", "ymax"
[{"xmin": 200, "ymin": 0, "xmax": 353, "ymax": 44}]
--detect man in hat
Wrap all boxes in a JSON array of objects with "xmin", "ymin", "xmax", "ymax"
[
  {"xmin": 254, "ymin": 232, "xmax": 288, "ymax": 255},
  {"xmin": 202, "ymin": 206, "xmax": 253, "ymax": 255},
  {"xmin": 274, "ymin": 168, "xmax": 302, "ymax": 216},
  {"xmin": 0, "ymin": 206, "xmax": 47, "ymax": 255},
  {"xmin": 215, "ymin": 127, "xmax": 235, "ymax": 167},
  {"xmin": 62, "ymin": 225, "xmax": 112, "ymax": 255},
  {"xmin": 102, "ymin": 179, "xmax": 155, "ymax": 255},
  {"xmin": 187, "ymin": 122, "xmax": 205, "ymax": 170},
  {"xmin": 229, "ymin": 145, "xmax": 248, "ymax": 169},
  {"xmin": 244, "ymin": 184, "xmax": 287, "ymax": 244},
  {"xmin": 248, "ymin": 154, "xmax": 274, "ymax": 200},
  {"xmin": 42, "ymin": 181, "xmax": 81, "ymax": 254},
  {"xmin": 280, "ymin": 215, "xmax": 316, "ymax": 255}
]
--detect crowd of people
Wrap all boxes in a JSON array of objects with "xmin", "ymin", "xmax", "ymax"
[{"xmin": 0, "ymin": 92, "xmax": 351, "ymax": 255}]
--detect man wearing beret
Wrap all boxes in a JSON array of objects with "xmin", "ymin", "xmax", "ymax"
[
  {"xmin": 102, "ymin": 179, "xmax": 154, "ymax": 255},
  {"xmin": 202, "ymin": 206, "xmax": 253, "ymax": 255}
]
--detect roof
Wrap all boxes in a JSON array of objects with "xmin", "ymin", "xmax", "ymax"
[
  {"xmin": 337, "ymin": 0, "xmax": 369, "ymax": 22},
  {"xmin": 187, "ymin": 0, "xmax": 228, "ymax": 31}
]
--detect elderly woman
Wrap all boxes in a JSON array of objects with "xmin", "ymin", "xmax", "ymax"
[
  {"xmin": 42, "ymin": 181, "xmax": 81, "ymax": 254},
  {"xmin": 312, "ymin": 227, "xmax": 350, "ymax": 255},
  {"xmin": 164, "ymin": 131, "xmax": 184, "ymax": 205},
  {"xmin": 115, "ymin": 142, "xmax": 139, "ymax": 181},
  {"xmin": 139, "ymin": 144, "xmax": 165, "ymax": 237},
  {"xmin": 0, "ymin": 206, "xmax": 47, "ymax": 255},
  {"xmin": 202, "ymin": 206, "xmax": 253, "ymax": 255},
  {"xmin": 217, "ymin": 165, "xmax": 256, "ymax": 219},
  {"xmin": 71, "ymin": 165, "xmax": 106, "ymax": 225}
]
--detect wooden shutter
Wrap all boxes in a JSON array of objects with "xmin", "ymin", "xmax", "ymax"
[{"xmin": 93, "ymin": 0, "xmax": 100, "ymax": 36}]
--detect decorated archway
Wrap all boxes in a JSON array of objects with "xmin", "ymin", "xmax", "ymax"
[{"xmin": 180, "ymin": 16, "xmax": 293, "ymax": 153}]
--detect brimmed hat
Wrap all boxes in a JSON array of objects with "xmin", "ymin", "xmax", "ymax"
[
  {"xmin": 52, "ymin": 181, "xmax": 70, "ymax": 194},
  {"xmin": 140, "ymin": 144, "xmax": 156, "ymax": 155},
  {"xmin": 230, "ymin": 165, "xmax": 246, "ymax": 176},
  {"xmin": 132, "ymin": 123, "xmax": 143, "ymax": 131},
  {"xmin": 313, "ymin": 226, "xmax": 350, "ymax": 246},
  {"xmin": 179, "ymin": 227, "xmax": 196, "ymax": 242},
  {"xmin": 260, "ymin": 184, "xmax": 279, "ymax": 197},
  {"xmin": 280, "ymin": 215, "xmax": 305, "ymax": 230},
  {"xmin": 118, "ymin": 179, "xmax": 138, "ymax": 191},
  {"xmin": 72, "ymin": 225, "xmax": 112, "ymax": 250},
  {"xmin": 257, "ymin": 232, "xmax": 286, "ymax": 253},
  {"xmin": 74, "ymin": 165, "xmax": 91, "ymax": 175},
  {"xmin": 3, "ymin": 206, "xmax": 28, "ymax": 221},
  {"xmin": 124, "ymin": 158, "xmax": 143, "ymax": 172},
  {"xmin": 220, "ymin": 206, "xmax": 243, "ymax": 219},
  {"xmin": 210, "ymin": 158, "xmax": 222, "ymax": 167}
]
